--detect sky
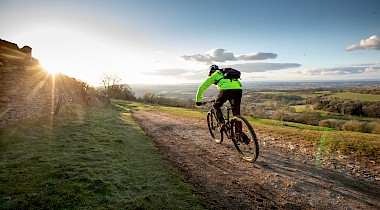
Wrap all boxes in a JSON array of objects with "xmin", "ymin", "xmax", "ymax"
[{"xmin": 1, "ymin": 0, "xmax": 380, "ymax": 85}]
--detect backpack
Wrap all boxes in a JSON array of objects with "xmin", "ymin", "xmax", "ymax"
[
  {"xmin": 214, "ymin": 68, "xmax": 241, "ymax": 84},
  {"xmin": 223, "ymin": 68, "xmax": 241, "ymax": 80}
]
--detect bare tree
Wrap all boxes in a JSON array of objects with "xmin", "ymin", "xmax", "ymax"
[
  {"xmin": 99, "ymin": 73, "xmax": 135, "ymax": 100},
  {"xmin": 100, "ymin": 73, "xmax": 122, "ymax": 97}
]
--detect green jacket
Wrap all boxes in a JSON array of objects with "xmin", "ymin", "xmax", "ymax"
[{"xmin": 196, "ymin": 71, "xmax": 242, "ymax": 102}]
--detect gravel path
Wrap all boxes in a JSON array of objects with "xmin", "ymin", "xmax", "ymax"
[{"xmin": 132, "ymin": 110, "xmax": 380, "ymax": 210}]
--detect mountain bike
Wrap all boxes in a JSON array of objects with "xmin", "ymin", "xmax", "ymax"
[{"xmin": 201, "ymin": 101, "xmax": 259, "ymax": 162}]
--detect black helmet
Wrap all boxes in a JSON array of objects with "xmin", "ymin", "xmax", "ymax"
[{"xmin": 208, "ymin": 64, "xmax": 219, "ymax": 76}]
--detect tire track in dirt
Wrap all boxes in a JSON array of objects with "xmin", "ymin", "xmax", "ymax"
[{"xmin": 132, "ymin": 110, "xmax": 380, "ymax": 210}]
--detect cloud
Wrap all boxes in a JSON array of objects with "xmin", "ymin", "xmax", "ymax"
[
  {"xmin": 345, "ymin": 35, "xmax": 380, "ymax": 51},
  {"xmin": 145, "ymin": 62, "xmax": 302, "ymax": 79},
  {"xmin": 143, "ymin": 69, "xmax": 188, "ymax": 76},
  {"xmin": 226, "ymin": 62, "xmax": 301, "ymax": 72},
  {"xmin": 235, "ymin": 52, "xmax": 277, "ymax": 60},
  {"xmin": 184, "ymin": 70, "xmax": 207, "ymax": 80},
  {"xmin": 365, "ymin": 67, "xmax": 377, "ymax": 72},
  {"xmin": 180, "ymin": 48, "xmax": 277, "ymax": 64},
  {"xmin": 298, "ymin": 63, "xmax": 380, "ymax": 75}
]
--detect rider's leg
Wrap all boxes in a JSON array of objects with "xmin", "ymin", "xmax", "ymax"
[
  {"xmin": 229, "ymin": 89, "xmax": 242, "ymax": 116},
  {"xmin": 228, "ymin": 90, "xmax": 243, "ymax": 136},
  {"xmin": 213, "ymin": 90, "xmax": 228, "ymax": 123}
]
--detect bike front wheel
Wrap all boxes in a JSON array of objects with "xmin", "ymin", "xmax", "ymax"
[
  {"xmin": 207, "ymin": 111, "xmax": 223, "ymax": 144},
  {"xmin": 231, "ymin": 115, "xmax": 259, "ymax": 162}
]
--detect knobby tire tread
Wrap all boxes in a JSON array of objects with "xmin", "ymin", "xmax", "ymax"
[
  {"xmin": 207, "ymin": 111, "xmax": 223, "ymax": 144},
  {"xmin": 232, "ymin": 115, "xmax": 259, "ymax": 162}
]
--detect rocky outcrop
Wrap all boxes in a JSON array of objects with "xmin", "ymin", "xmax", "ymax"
[{"xmin": 0, "ymin": 39, "xmax": 108, "ymax": 127}]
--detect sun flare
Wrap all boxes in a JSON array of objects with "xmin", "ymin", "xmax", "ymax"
[{"xmin": 39, "ymin": 60, "xmax": 61, "ymax": 76}]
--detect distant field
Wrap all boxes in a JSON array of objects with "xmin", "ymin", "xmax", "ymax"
[
  {"xmin": 291, "ymin": 105, "xmax": 377, "ymax": 122},
  {"xmin": 292, "ymin": 105, "xmax": 313, "ymax": 113},
  {"xmin": 259, "ymin": 91, "xmax": 286, "ymax": 95},
  {"xmin": 329, "ymin": 92, "xmax": 380, "ymax": 101},
  {"xmin": 259, "ymin": 91, "xmax": 327, "ymax": 99}
]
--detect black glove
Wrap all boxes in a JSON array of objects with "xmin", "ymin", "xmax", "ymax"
[{"xmin": 196, "ymin": 102, "xmax": 202, "ymax": 106}]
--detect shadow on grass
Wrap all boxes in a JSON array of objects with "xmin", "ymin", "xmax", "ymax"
[{"xmin": 0, "ymin": 101, "xmax": 210, "ymax": 209}]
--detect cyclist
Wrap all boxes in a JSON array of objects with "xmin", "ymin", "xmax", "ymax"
[{"xmin": 195, "ymin": 64, "xmax": 242, "ymax": 124}]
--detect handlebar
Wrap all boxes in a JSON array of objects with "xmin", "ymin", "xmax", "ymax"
[
  {"xmin": 199, "ymin": 100, "xmax": 215, "ymax": 105},
  {"xmin": 199, "ymin": 100, "xmax": 234, "ymax": 110}
]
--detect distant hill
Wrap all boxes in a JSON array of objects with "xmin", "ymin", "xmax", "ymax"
[{"xmin": 129, "ymin": 80, "xmax": 380, "ymax": 100}]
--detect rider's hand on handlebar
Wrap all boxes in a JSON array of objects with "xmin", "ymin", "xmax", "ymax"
[{"xmin": 196, "ymin": 102, "xmax": 202, "ymax": 106}]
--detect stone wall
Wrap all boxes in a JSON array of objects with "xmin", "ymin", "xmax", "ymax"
[{"xmin": 0, "ymin": 39, "xmax": 108, "ymax": 127}]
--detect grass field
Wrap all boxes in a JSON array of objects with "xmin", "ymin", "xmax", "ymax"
[
  {"xmin": 329, "ymin": 92, "xmax": 380, "ymax": 101},
  {"xmin": 258, "ymin": 91, "xmax": 327, "ymax": 99},
  {"xmin": 0, "ymin": 102, "xmax": 209, "ymax": 209},
  {"xmin": 259, "ymin": 90, "xmax": 380, "ymax": 102},
  {"xmin": 291, "ymin": 105, "xmax": 377, "ymax": 122}
]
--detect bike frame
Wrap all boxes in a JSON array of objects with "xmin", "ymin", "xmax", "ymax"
[
  {"xmin": 204, "ymin": 100, "xmax": 260, "ymax": 162},
  {"xmin": 211, "ymin": 104, "xmax": 235, "ymax": 140}
]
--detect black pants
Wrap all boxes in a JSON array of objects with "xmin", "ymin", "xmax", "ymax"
[{"xmin": 213, "ymin": 89, "xmax": 242, "ymax": 122}]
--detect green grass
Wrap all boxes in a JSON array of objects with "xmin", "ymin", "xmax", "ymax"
[
  {"xmin": 259, "ymin": 91, "xmax": 327, "ymax": 99},
  {"xmin": 329, "ymin": 92, "xmax": 380, "ymax": 101},
  {"xmin": 113, "ymin": 100, "xmax": 156, "ymax": 112},
  {"xmin": 258, "ymin": 91, "xmax": 285, "ymax": 95},
  {"xmin": 250, "ymin": 118, "xmax": 380, "ymax": 160},
  {"xmin": 156, "ymin": 106, "xmax": 207, "ymax": 121},
  {"xmin": 292, "ymin": 105, "xmax": 312, "ymax": 113},
  {"xmin": 299, "ymin": 91, "xmax": 332, "ymax": 99},
  {"xmin": 246, "ymin": 117, "xmax": 334, "ymax": 131},
  {"xmin": 0, "ymin": 102, "xmax": 209, "ymax": 209},
  {"xmin": 111, "ymin": 99, "xmax": 208, "ymax": 121},
  {"xmin": 291, "ymin": 105, "xmax": 377, "ymax": 122}
]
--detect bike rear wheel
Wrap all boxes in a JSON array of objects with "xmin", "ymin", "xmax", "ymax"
[
  {"xmin": 207, "ymin": 111, "xmax": 223, "ymax": 144},
  {"xmin": 231, "ymin": 115, "xmax": 259, "ymax": 162}
]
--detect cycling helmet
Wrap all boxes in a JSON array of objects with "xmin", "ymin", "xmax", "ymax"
[{"xmin": 208, "ymin": 64, "xmax": 219, "ymax": 76}]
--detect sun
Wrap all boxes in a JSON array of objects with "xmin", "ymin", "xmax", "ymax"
[
  {"xmin": 40, "ymin": 60, "xmax": 61, "ymax": 76},
  {"xmin": 44, "ymin": 67, "xmax": 60, "ymax": 76},
  {"xmin": 37, "ymin": 57, "xmax": 57, "ymax": 75}
]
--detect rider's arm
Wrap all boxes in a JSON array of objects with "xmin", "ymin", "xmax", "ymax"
[{"xmin": 195, "ymin": 72, "xmax": 222, "ymax": 102}]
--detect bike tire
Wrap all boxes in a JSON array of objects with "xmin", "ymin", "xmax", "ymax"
[
  {"xmin": 231, "ymin": 115, "xmax": 259, "ymax": 162},
  {"xmin": 207, "ymin": 111, "xmax": 223, "ymax": 144}
]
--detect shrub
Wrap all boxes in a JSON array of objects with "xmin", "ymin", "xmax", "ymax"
[
  {"xmin": 137, "ymin": 93, "xmax": 195, "ymax": 108},
  {"xmin": 295, "ymin": 111, "xmax": 321, "ymax": 125},
  {"xmin": 245, "ymin": 105, "xmax": 270, "ymax": 119},
  {"xmin": 319, "ymin": 119, "xmax": 345, "ymax": 130},
  {"xmin": 272, "ymin": 110, "xmax": 293, "ymax": 121},
  {"xmin": 341, "ymin": 120, "xmax": 366, "ymax": 132},
  {"xmin": 366, "ymin": 121, "xmax": 380, "ymax": 134}
]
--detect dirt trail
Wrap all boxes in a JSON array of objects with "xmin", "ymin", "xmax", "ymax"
[{"xmin": 132, "ymin": 110, "xmax": 380, "ymax": 210}]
